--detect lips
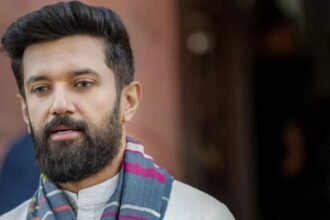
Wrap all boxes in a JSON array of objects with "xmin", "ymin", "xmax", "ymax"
[
  {"xmin": 49, "ymin": 125, "xmax": 78, "ymax": 133},
  {"xmin": 48, "ymin": 125, "xmax": 82, "ymax": 141}
]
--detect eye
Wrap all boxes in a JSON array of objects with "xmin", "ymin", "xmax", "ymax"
[
  {"xmin": 74, "ymin": 80, "xmax": 95, "ymax": 89},
  {"xmin": 31, "ymin": 85, "xmax": 50, "ymax": 95}
]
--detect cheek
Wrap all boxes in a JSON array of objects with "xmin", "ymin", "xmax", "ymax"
[
  {"xmin": 77, "ymin": 89, "xmax": 117, "ymax": 121},
  {"xmin": 26, "ymin": 99, "xmax": 51, "ymax": 129},
  {"xmin": 79, "ymin": 101, "xmax": 111, "ymax": 125}
]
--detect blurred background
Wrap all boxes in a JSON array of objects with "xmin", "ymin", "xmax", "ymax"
[{"xmin": 1, "ymin": 0, "xmax": 330, "ymax": 219}]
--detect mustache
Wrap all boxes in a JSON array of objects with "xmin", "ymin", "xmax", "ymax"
[{"xmin": 43, "ymin": 116, "xmax": 89, "ymax": 137}]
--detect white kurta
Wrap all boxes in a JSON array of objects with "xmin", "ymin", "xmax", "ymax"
[{"xmin": 0, "ymin": 175, "xmax": 234, "ymax": 220}]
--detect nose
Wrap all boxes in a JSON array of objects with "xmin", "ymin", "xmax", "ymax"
[{"xmin": 49, "ymin": 89, "xmax": 76, "ymax": 116}]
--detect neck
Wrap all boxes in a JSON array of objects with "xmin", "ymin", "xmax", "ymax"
[{"xmin": 58, "ymin": 137, "xmax": 126, "ymax": 193}]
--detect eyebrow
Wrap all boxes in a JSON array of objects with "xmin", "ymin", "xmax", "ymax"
[
  {"xmin": 26, "ymin": 75, "xmax": 49, "ymax": 85},
  {"xmin": 26, "ymin": 68, "xmax": 100, "ymax": 85},
  {"xmin": 70, "ymin": 68, "xmax": 100, "ymax": 78}
]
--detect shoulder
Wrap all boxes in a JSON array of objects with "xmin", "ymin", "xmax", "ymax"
[
  {"xmin": 0, "ymin": 199, "xmax": 30, "ymax": 220},
  {"xmin": 164, "ymin": 180, "xmax": 235, "ymax": 220}
]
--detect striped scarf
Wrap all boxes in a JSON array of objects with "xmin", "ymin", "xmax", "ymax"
[{"xmin": 27, "ymin": 137, "xmax": 174, "ymax": 220}]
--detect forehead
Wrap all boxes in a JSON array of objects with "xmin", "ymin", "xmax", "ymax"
[{"xmin": 22, "ymin": 35, "xmax": 110, "ymax": 80}]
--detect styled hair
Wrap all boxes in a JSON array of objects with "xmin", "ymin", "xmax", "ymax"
[{"xmin": 1, "ymin": 1, "xmax": 134, "ymax": 96}]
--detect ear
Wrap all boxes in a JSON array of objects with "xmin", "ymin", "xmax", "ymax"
[
  {"xmin": 17, "ymin": 94, "xmax": 31, "ymax": 133},
  {"xmin": 120, "ymin": 81, "xmax": 142, "ymax": 123}
]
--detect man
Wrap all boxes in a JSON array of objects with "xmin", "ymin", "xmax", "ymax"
[{"xmin": 0, "ymin": 1, "xmax": 234, "ymax": 219}]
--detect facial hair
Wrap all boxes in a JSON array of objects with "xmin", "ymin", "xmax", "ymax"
[{"xmin": 29, "ymin": 101, "xmax": 122, "ymax": 183}]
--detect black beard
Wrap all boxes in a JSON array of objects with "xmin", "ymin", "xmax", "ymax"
[{"xmin": 29, "ymin": 102, "xmax": 122, "ymax": 183}]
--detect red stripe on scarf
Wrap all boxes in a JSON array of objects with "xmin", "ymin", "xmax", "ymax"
[
  {"xmin": 119, "ymin": 215, "xmax": 147, "ymax": 220},
  {"xmin": 101, "ymin": 212, "xmax": 117, "ymax": 218},
  {"xmin": 123, "ymin": 162, "xmax": 165, "ymax": 183},
  {"xmin": 102, "ymin": 212, "xmax": 147, "ymax": 220},
  {"xmin": 52, "ymin": 205, "xmax": 72, "ymax": 212}
]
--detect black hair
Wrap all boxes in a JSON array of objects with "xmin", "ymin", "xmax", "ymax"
[{"xmin": 1, "ymin": 1, "xmax": 134, "ymax": 96}]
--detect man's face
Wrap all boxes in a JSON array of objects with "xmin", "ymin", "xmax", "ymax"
[{"xmin": 21, "ymin": 35, "xmax": 123, "ymax": 183}]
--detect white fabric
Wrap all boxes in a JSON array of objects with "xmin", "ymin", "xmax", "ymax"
[
  {"xmin": 0, "ymin": 176, "xmax": 234, "ymax": 220},
  {"xmin": 63, "ymin": 174, "xmax": 119, "ymax": 220}
]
